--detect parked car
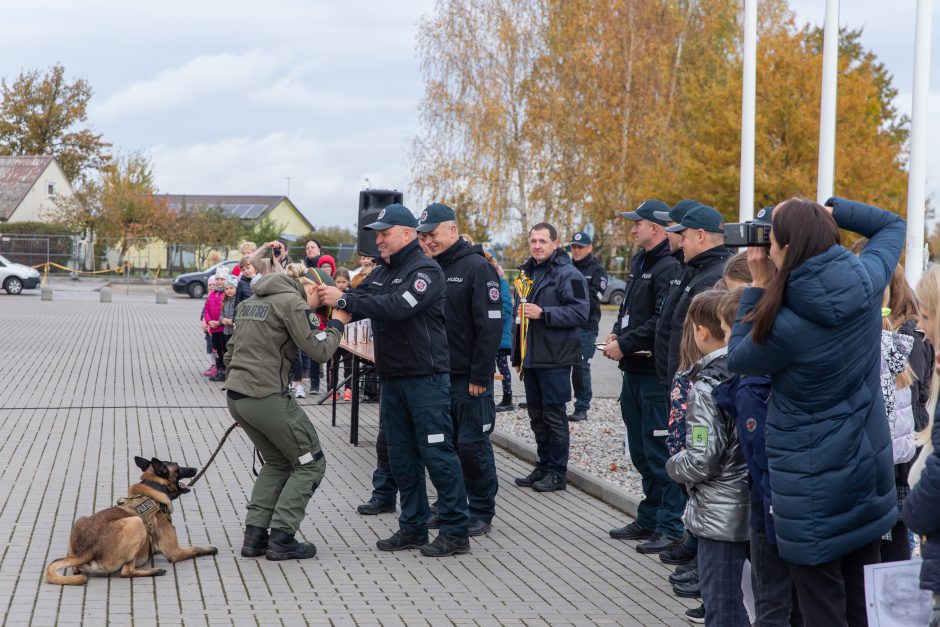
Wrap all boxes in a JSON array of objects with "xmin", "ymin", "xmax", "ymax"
[
  {"xmin": 172, "ymin": 260, "xmax": 238, "ymax": 298},
  {"xmin": 602, "ymin": 276, "xmax": 626, "ymax": 306},
  {"xmin": 0, "ymin": 254, "xmax": 42, "ymax": 295}
]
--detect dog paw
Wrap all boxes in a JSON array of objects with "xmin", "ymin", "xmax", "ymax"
[
  {"xmin": 154, "ymin": 568, "xmax": 167, "ymax": 576},
  {"xmin": 205, "ymin": 546, "xmax": 218, "ymax": 556}
]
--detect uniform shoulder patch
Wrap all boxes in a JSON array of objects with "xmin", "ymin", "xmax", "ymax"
[
  {"xmin": 305, "ymin": 309, "xmax": 321, "ymax": 330},
  {"xmin": 486, "ymin": 280, "xmax": 500, "ymax": 303},
  {"xmin": 413, "ymin": 271, "xmax": 432, "ymax": 294},
  {"xmin": 238, "ymin": 302, "xmax": 271, "ymax": 321},
  {"xmin": 571, "ymin": 278, "xmax": 586, "ymax": 300},
  {"xmin": 599, "ymin": 278, "xmax": 607, "ymax": 291},
  {"xmin": 745, "ymin": 418, "xmax": 757, "ymax": 432}
]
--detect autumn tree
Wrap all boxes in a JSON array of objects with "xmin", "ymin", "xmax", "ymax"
[
  {"xmin": 182, "ymin": 206, "xmax": 243, "ymax": 268},
  {"xmin": 0, "ymin": 64, "xmax": 111, "ymax": 182},
  {"xmin": 411, "ymin": 0, "xmax": 546, "ymax": 234}
]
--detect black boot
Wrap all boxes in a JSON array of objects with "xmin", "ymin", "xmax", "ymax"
[
  {"xmin": 514, "ymin": 467, "xmax": 547, "ymax": 487},
  {"xmin": 209, "ymin": 367, "xmax": 226, "ymax": 382},
  {"xmin": 419, "ymin": 533, "xmax": 470, "ymax": 557},
  {"xmin": 265, "ymin": 528, "xmax": 317, "ymax": 560},
  {"xmin": 495, "ymin": 394, "xmax": 514, "ymax": 412},
  {"xmin": 240, "ymin": 525, "xmax": 269, "ymax": 558},
  {"xmin": 356, "ymin": 497, "xmax": 396, "ymax": 515}
]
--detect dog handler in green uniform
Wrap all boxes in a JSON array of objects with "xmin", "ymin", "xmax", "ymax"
[{"xmin": 223, "ymin": 267, "xmax": 350, "ymax": 560}]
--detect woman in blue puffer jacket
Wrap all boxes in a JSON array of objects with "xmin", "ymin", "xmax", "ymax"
[{"xmin": 727, "ymin": 197, "xmax": 905, "ymax": 627}]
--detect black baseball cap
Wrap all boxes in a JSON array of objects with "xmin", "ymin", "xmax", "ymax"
[
  {"xmin": 620, "ymin": 200, "xmax": 670, "ymax": 226},
  {"xmin": 416, "ymin": 203, "xmax": 457, "ymax": 232},
  {"xmin": 569, "ymin": 231, "xmax": 592, "ymax": 246},
  {"xmin": 665, "ymin": 205, "xmax": 724, "ymax": 233},
  {"xmin": 654, "ymin": 199, "xmax": 701, "ymax": 224},
  {"xmin": 752, "ymin": 206, "xmax": 773, "ymax": 226},
  {"xmin": 364, "ymin": 203, "xmax": 418, "ymax": 230}
]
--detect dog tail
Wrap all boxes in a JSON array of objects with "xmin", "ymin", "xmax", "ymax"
[{"xmin": 45, "ymin": 555, "xmax": 89, "ymax": 585}]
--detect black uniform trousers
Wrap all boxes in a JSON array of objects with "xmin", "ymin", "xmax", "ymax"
[
  {"xmin": 522, "ymin": 367, "xmax": 571, "ymax": 478},
  {"xmin": 450, "ymin": 374, "xmax": 498, "ymax": 524},
  {"xmin": 381, "ymin": 373, "xmax": 469, "ymax": 537}
]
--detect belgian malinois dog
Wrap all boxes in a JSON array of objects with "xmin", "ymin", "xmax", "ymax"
[{"xmin": 45, "ymin": 456, "xmax": 217, "ymax": 585}]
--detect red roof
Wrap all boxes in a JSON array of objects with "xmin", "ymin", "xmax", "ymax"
[{"xmin": 0, "ymin": 155, "xmax": 56, "ymax": 221}]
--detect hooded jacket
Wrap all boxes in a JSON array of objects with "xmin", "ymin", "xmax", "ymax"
[
  {"xmin": 223, "ymin": 273, "xmax": 344, "ymax": 398},
  {"xmin": 727, "ymin": 198, "xmax": 905, "ymax": 566},
  {"xmin": 664, "ymin": 245, "xmax": 733, "ymax": 383},
  {"xmin": 714, "ymin": 374, "xmax": 775, "ymax": 543},
  {"xmin": 434, "ymin": 239, "xmax": 502, "ymax": 386},
  {"xmin": 344, "ymin": 239, "xmax": 450, "ymax": 378},
  {"xmin": 666, "ymin": 348, "xmax": 749, "ymax": 542},
  {"xmin": 512, "ymin": 248, "xmax": 589, "ymax": 369},
  {"xmin": 903, "ymin": 416, "xmax": 940, "ymax": 593},
  {"xmin": 612, "ymin": 239, "xmax": 679, "ymax": 375}
]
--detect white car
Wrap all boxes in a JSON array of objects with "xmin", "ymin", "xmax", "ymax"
[{"xmin": 0, "ymin": 254, "xmax": 42, "ymax": 295}]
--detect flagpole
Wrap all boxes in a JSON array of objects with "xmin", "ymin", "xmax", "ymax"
[
  {"xmin": 739, "ymin": 0, "xmax": 758, "ymax": 222},
  {"xmin": 816, "ymin": 0, "xmax": 840, "ymax": 204},
  {"xmin": 905, "ymin": 0, "xmax": 933, "ymax": 285}
]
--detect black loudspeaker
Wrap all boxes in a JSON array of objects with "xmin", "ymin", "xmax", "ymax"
[{"xmin": 357, "ymin": 189, "xmax": 404, "ymax": 258}]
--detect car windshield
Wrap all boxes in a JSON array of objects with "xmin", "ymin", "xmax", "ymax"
[{"xmin": 0, "ymin": 254, "xmax": 9, "ymax": 266}]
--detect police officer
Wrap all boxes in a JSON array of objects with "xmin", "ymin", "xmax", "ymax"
[
  {"xmin": 223, "ymin": 267, "xmax": 350, "ymax": 561},
  {"xmin": 652, "ymin": 199, "xmax": 701, "ymax": 386},
  {"xmin": 602, "ymin": 200, "xmax": 684, "ymax": 554},
  {"xmin": 416, "ymin": 203, "xmax": 502, "ymax": 536},
  {"xmin": 512, "ymin": 222, "xmax": 589, "ymax": 492},
  {"xmin": 568, "ymin": 231, "xmax": 608, "ymax": 422},
  {"xmin": 317, "ymin": 203, "xmax": 472, "ymax": 556},
  {"xmin": 662, "ymin": 205, "xmax": 732, "ymax": 382}
]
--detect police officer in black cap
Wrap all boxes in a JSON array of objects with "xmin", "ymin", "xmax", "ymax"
[
  {"xmin": 512, "ymin": 222, "xmax": 590, "ymax": 492},
  {"xmin": 317, "ymin": 203, "xmax": 471, "ymax": 556},
  {"xmin": 416, "ymin": 203, "xmax": 502, "ymax": 536},
  {"xmin": 568, "ymin": 231, "xmax": 608, "ymax": 422},
  {"xmin": 602, "ymin": 200, "xmax": 683, "ymax": 553}
]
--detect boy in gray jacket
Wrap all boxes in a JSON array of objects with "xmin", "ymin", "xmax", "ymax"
[{"xmin": 666, "ymin": 290, "xmax": 749, "ymax": 626}]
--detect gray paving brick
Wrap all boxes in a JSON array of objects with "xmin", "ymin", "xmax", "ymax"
[{"xmin": 0, "ymin": 295, "xmax": 697, "ymax": 624}]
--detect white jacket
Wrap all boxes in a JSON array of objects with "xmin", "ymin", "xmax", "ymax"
[{"xmin": 893, "ymin": 386, "xmax": 916, "ymax": 464}]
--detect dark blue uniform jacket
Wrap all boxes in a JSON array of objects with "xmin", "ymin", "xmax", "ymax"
[
  {"xmin": 512, "ymin": 249, "xmax": 589, "ymax": 369},
  {"xmin": 903, "ymin": 413, "xmax": 940, "ymax": 593},
  {"xmin": 728, "ymin": 198, "xmax": 904, "ymax": 566},
  {"xmin": 345, "ymin": 239, "xmax": 450, "ymax": 378}
]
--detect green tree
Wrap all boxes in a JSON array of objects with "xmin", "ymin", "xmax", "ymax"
[
  {"xmin": 242, "ymin": 215, "xmax": 286, "ymax": 249},
  {"xmin": 185, "ymin": 206, "xmax": 243, "ymax": 268},
  {"xmin": 0, "ymin": 64, "xmax": 111, "ymax": 182}
]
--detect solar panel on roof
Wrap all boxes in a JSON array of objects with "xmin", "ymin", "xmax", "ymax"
[{"xmin": 243, "ymin": 204, "xmax": 268, "ymax": 219}]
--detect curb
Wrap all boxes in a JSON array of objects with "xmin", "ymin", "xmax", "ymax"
[{"xmin": 491, "ymin": 428, "xmax": 641, "ymax": 518}]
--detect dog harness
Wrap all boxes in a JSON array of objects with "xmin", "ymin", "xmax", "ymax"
[{"xmin": 116, "ymin": 494, "xmax": 171, "ymax": 547}]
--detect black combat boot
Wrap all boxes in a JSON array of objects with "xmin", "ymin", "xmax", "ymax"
[
  {"xmin": 356, "ymin": 497, "xmax": 396, "ymax": 515},
  {"xmin": 514, "ymin": 467, "xmax": 547, "ymax": 487},
  {"xmin": 376, "ymin": 529, "xmax": 429, "ymax": 551},
  {"xmin": 532, "ymin": 472, "xmax": 566, "ymax": 492},
  {"xmin": 419, "ymin": 533, "xmax": 470, "ymax": 557},
  {"xmin": 265, "ymin": 528, "xmax": 317, "ymax": 560},
  {"xmin": 495, "ymin": 394, "xmax": 514, "ymax": 412},
  {"xmin": 240, "ymin": 525, "xmax": 269, "ymax": 558}
]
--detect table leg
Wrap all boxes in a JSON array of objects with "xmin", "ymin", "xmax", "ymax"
[
  {"xmin": 331, "ymin": 356, "xmax": 339, "ymax": 426},
  {"xmin": 350, "ymin": 355, "xmax": 360, "ymax": 446}
]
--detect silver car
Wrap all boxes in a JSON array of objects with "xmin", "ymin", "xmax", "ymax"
[{"xmin": 0, "ymin": 254, "xmax": 42, "ymax": 295}]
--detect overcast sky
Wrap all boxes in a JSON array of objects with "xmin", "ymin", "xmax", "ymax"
[{"xmin": 0, "ymin": 1, "xmax": 936, "ymax": 229}]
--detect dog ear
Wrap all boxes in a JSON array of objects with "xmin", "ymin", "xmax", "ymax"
[
  {"xmin": 135, "ymin": 456, "xmax": 151, "ymax": 471},
  {"xmin": 150, "ymin": 457, "xmax": 167, "ymax": 477}
]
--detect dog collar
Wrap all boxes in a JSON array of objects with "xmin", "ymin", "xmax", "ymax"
[{"xmin": 142, "ymin": 480, "xmax": 177, "ymax": 501}]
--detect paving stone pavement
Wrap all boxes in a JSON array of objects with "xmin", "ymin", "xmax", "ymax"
[{"xmin": 0, "ymin": 292, "xmax": 696, "ymax": 625}]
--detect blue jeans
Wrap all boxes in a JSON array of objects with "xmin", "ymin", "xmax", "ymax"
[
  {"xmin": 572, "ymin": 327, "xmax": 596, "ymax": 411},
  {"xmin": 750, "ymin": 527, "xmax": 803, "ymax": 626},
  {"xmin": 698, "ymin": 537, "xmax": 750, "ymax": 627}
]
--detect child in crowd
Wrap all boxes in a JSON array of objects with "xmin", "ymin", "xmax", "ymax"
[
  {"xmin": 209, "ymin": 277, "xmax": 238, "ymax": 382},
  {"xmin": 332, "ymin": 268, "xmax": 354, "ymax": 401},
  {"xmin": 203, "ymin": 269, "xmax": 228, "ymax": 380},
  {"xmin": 317, "ymin": 254, "xmax": 336, "ymax": 278},
  {"xmin": 667, "ymin": 290, "xmax": 749, "ymax": 627},
  {"xmin": 906, "ymin": 266, "xmax": 940, "ymax": 627},
  {"xmin": 235, "ymin": 256, "xmax": 255, "ymax": 308},
  {"xmin": 714, "ymin": 287, "xmax": 802, "ymax": 627},
  {"xmin": 231, "ymin": 241, "xmax": 257, "ymax": 277}
]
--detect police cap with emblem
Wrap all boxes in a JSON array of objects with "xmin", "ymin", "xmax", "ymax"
[
  {"xmin": 665, "ymin": 204, "xmax": 724, "ymax": 233},
  {"xmin": 619, "ymin": 200, "xmax": 670, "ymax": 226},
  {"xmin": 569, "ymin": 231, "xmax": 592, "ymax": 247},
  {"xmin": 364, "ymin": 203, "xmax": 418, "ymax": 231},
  {"xmin": 416, "ymin": 203, "xmax": 457, "ymax": 232},
  {"xmin": 653, "ymin": 199, "xmax": 702, "ymax": 224},
  {"xmin": 752, "ymin": 206, "xmax": 773, "ymax": 226}
]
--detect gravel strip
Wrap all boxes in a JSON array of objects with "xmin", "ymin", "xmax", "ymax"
[{"xmin": 495, "ymin": 397, "xmax": 645, "ymax": 497}]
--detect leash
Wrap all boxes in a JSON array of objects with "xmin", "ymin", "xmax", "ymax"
[{"xmin": 188, "ymin": 423, "xmax": 239, "ymax": 487}]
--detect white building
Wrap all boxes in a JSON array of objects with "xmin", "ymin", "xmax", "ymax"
[{"xmin": 0, "ymin": 156, "xmax": 74, "ymax": 223}]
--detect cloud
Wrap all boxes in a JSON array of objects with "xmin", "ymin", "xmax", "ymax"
[
  {"xmin": 150, "ymin": 132, "xmax": 409, "ymax": 228},
  {"xmin": 95, "ymin": 49, "xmax": 289, "ymax": 118}
]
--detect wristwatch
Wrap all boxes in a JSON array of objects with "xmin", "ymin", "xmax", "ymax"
[{"xmin": 336, "ymin": 297, "xmax": 347, "ymax": 310}]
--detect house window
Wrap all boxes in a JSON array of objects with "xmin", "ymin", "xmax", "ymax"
[{"xmin": 47, "ymin": 181, "xmax": 56, "ymax": 198}]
